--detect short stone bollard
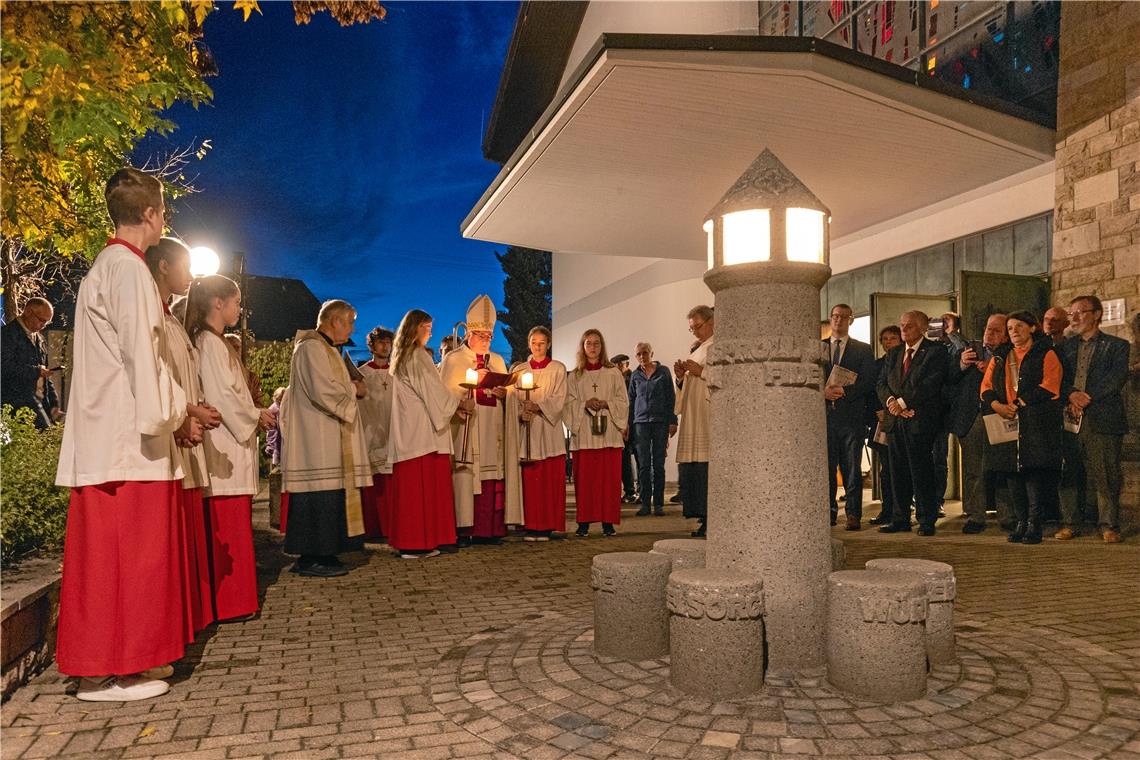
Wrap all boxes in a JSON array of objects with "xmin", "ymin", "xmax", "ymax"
[
  {"xmin": 649, "ymin": 539, "xmax": 707, "ymax": 571},
  {"xmin": 592, "ymin": 552, "xmax": 671, "ymax": 660},
  {"xmin": 866, "ymin": 558, "xmax": 956, "ymax": 666},
  {"xmin": 827, "ymin": 570, "xmax": 928, "ymax": 702},
  {"xmin": 667, "ymin": 569, "xmax": 765, "ymax": 700},
  {"xmin": 830, "ymin": 537, "xmax": 845, "ymax": 571}
]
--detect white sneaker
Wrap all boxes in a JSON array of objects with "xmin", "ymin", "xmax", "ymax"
[
  {"xmin": 399, "ymin": 549, "xmax": 441, "ymax": 559},
  {"xmin": 523, "ymin": 535, "xmax": 538, "ymax": 542},
  {"xmin": 141, "ymin": 664, "xmax": 174, "ymax": 680},
  {"xmin": 76, "ymin": 675, "xmax": 170, "ymax": 702}
]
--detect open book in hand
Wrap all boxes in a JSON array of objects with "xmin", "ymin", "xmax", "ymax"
[
  {"xmin": 476, "ymin": 370, "xmax": 523, "ymax": 389},
  {"xmin": 826, "ymin": 365, "xmax": 857, "ymax": 388}
]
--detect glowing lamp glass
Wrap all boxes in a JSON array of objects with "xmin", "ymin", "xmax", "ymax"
[
  {"xmin": 520, "ymin": 371, "xmax": 535, "ymax": 390},
  {"xmin": 464, "ymin": 368, "xmax": 479, "ymax": 385},
  {"xmin": 721, "ymin": 209, "xmax": 770, "ymax": 265},
  {"xmin": 188, "ymin": 246, "xmax": 220, "ymax": 277},
  {"xmin": 785, "ymin": 208, "xmax": 825, "ymax": 263}
]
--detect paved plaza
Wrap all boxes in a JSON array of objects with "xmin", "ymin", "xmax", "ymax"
[{"xmin": 3, "ymin": 492, "xmax": 1139, "ymax": 760}]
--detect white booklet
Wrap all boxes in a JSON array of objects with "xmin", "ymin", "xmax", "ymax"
[
  {"xmin": 826, "ymin": 365, "xmax": 857, "ymax": 388},
  {"xmin": 983, "ymin": 413, "xmax": 1019, "ymax": 445},
  {"xmin": 1063, "ymin": 407, "xmax": 1082, "ymax": 434}
]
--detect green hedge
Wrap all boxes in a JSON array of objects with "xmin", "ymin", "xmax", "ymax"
[{"xmin": 1, "ymin": 405, "xmax": 69, "ymax": 567}]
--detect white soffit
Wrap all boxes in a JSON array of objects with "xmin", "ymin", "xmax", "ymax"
[{"xmin": 463, "ymin": 48, "xmax": 1056, "ymax": 260}]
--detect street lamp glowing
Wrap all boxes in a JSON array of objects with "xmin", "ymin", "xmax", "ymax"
[
  {"xmin": 188, "ymin": 246, "xmax": 220, "ymax": 277},
  {"xmin": 703, "ymin": 149, "xmax": 830, "ymax": 269}
]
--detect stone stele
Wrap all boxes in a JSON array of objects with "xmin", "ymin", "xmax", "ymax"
[
  {"xmin": 827, "ymin": 569, "xmax": 929, "ymax": 702},
  {"xmin": 649, "ymin": 539, "xmax": 707, "ymax": 571},
  {"xmin": 866, "ymin": 558, "xmax": 956, "ymax": 666},
  {"xmin": 591, "ymin": 552, "xmax": 671, "ymax": 660},
  {"xmin": 667, "ymin": 569, "xmax": 765, "ymax": 700}
]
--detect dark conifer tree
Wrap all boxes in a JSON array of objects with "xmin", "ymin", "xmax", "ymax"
[{"xmin": 495, "ymin": 246, "xmax": 552, "ymax": 365}]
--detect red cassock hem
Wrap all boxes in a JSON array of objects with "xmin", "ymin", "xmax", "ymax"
[
  {"xmin": 388, "ymin": 453, "xmax": 457, "ymax": 551},
  {"xmin": 361, "ymin": 473, "xmax": 393, "ymax": 539},
  {"xmin": 522, "ymin": 455, "xmax": 567, "ymax": 532},
  {"xmin": 204, "ymin": 495, "xmax": 259, "ymax": 620},
  {"xmin": 180, "ymin": 486, "xmax": 215, "ymax": 637},
  {"xmin": 472, "ymin": 479, "xmax": 507, "ymax": 538},
  {"xmin": 572, "ymin": 448, "xmax": 622, "ymax": 524},
  {"xmin": 279, "ymin": 491, "xmax": 290, "ymax": 533},
  {"xmin": 56, "ymin": 481, "xmax": 187, "ymax": 676}
]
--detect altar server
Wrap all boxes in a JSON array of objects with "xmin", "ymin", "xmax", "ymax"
[
  {"xmin": 565, "ymin": 329, "xmax": 628, "ymax": 537},
  {"xmin": 386, "ymin": 309, "xmax": 473, "ymax": 558},
  {"xmin": 186, "ymin": 275, "xmax": 274, "ymax": 615},
  {"xmin": 359, "ymin": 326, "xmax": 396, "ymax": 538},
  {"xmin": 146, "ymin": 238, "xmax": 222, "ymax": 638},
  {"xmin": 438, "ymin": 295, "xmax": 521, "ymax": 544},
  {"xmin": 509, "ymin": 326, "xmax": 568, "ymax": 540},
  {"xmin": 56, "ymin": 167, "xmax": 202, "ymax": 702},
  {"xmin": 280, "ymin": 300, "xmax": 372, "ymax": 575}
]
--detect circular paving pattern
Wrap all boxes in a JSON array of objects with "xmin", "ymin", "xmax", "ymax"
[{"xmin": 431, "ymin": 611, "xmax": 1140, "ymax": 758}]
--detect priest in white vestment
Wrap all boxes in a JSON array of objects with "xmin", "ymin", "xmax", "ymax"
[
  {"xmin": 281, "ymin": 300, "xmax": 372, "ymax": 576},
  {"xmin": 674, "ymin": 305, "xmax": 715, "ymax": 538}
]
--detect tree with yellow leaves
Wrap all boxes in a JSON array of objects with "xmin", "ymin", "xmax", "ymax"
[{"xmin": 0, "ymin": 0, "xmax": 386, "ymax": 319}]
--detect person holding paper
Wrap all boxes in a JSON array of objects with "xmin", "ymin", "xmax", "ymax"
[
  {"xmin": 980, "ymin": 311, "xmax": 1062, "ymax": 545},
  {"xmin": 822, "ymin": 304, "xmax": 876, "ymax": 530},
  {"xmin": 439, "ymin": 295, "xmax": 521, "ymax": 545},
  {"xmin": 279, "ymin": 300, "xmax": 372, "ymax": 576},
  {"xmin": 876, "ymin": 310, "xmax": 948, "ymax": 536}
]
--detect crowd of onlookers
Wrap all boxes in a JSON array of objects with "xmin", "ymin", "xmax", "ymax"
[{"xmin": 818, "ymin": 300, "xmax": 1136, "ymax": 544}]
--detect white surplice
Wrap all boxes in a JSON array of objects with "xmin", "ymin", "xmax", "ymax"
[
  {"xmin": 675, "ymin": 337, "xmax": 714, "ymax": 463},
  {"xmin": 565, "ymin": 366, "xmax": 628, "ymax": 451},
  {"xmin": 387, "ymin": 347, "xmax": 459, "ymax": 464},
  {"xmin": 357, "ymin": 361, "xmax": 394, "ymax": 474},
  {"xmin": 280, "ymin": 331, "xmax": 372, "ymax": 494},
  {"xmin": 196, "ymin": 331, "xmax": 260, "ymax": 497},
  {"xmin": 56, "ymin": 243, "xmax": 186, "ymax": 487},
  {"xmin": 508, "ymin": 359, "xmax": 568, "ymax": 460},
  {"xmin": 161, "ymin": 313, "xmax": 209, "ymax": 490}
]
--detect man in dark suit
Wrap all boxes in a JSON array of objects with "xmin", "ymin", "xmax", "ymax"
[
  {"xmin": 1, "ymin": 297, "xmax": 60, "ymax": 429},
  {"xmin": 823, "ymin": 304, "xmax": 877, "ymax": 530},
  {"xmin": 1055, "ymin": 294, "xmax": 1130, "ymax": 544},
  {"xmin": 876, "ymin": 310, "xmax": 948, "ymax": 536},
  {"xmin": 945, "ymin": 313, "xmax": 1009, "ymax": 533}
]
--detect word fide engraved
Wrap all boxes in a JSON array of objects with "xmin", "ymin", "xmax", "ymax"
[
  {"xmin": 667, "ymin": 584, "xmax": 764, "ymax": 620},
  {"xmin": 591, "ymin": 567, "xmax": 618, "ymax": 594},
  {"xmin": 857, "ymin": 594, "xmax": 929, "ymax": 625}
]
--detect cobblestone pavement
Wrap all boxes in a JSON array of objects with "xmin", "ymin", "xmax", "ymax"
[{"xmin": 3, "ymin": 492, "xmax": 1139, "ymax": 760}]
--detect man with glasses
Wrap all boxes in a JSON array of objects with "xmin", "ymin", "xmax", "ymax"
[
  {"xmin": 1055, "ymin": 295, "xmax": 1129, "ymax": 543},
  {"xmin": 674, "ymin": 305, "xmax": 714, "ymax": 537},
  {"xmin": 2, "ymin": 297, "xmax": 61, "ymax": 429},
  {"xmin": 822, "ymin": 304, "xmax": 876, "ymax": 530}
]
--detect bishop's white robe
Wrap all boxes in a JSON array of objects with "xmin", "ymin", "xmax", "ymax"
[
  {"xmin": 438, "ymin": 345, "xmax": 522, "ymax": 527},
  {"xmin": 56, "ymin": 243, "xmax": 186, "ymax": 487},
  {"xmin": 196, "ymin": 330, "xmax": 260, "ymax": 497}
]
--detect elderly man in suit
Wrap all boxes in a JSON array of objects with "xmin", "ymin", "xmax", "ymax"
[
  {"xmin": 1, "ymin": 297, "xmax": 60, "ymax": 429},
  {"xmin": 822, "ymin": 304, "xmax": 877, "ymax": 530},
  {"xmin": 1055, "ymin": 294, "xmax": 1130, "ymax": 543},
  {"xmin": 876, "ymin": 310, "xmax": 949, "ymax": 536}
]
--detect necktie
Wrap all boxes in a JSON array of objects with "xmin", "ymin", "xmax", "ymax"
[
  {"xmin": 903, "ymin": 347, "xmax": 914, "ymax": 376},
  {"xmin": 832, "ymin": 339, "xmax": 841, "ymax": 367}
]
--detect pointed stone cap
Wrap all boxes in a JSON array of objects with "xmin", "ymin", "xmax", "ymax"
[{"xmin": 704, "ymin": 149, "xmax": 830, "ymax": 221}]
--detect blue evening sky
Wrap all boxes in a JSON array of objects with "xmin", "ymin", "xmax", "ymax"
[{"xmin": 140, "ymin": 1, "xmax": 519, "ymax": 356}]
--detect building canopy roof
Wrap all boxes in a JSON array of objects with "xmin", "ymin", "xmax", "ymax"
[{"xmin": 463, "ymin": 35, "xmax": 1056, "ymax": 261}]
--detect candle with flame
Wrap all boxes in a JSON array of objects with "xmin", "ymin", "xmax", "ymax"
[
  {"xmin": 465, "ymin": 368, "xmax": 478, "ymax": 386},
  {"xmin": 520, "ymin": 371, "xmax": 535, "ymax": 390}
]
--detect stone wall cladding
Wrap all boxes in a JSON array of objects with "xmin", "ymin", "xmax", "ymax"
[{"xmin": 1054, "ymin": 1, "xmax": 1140, "ymax": 520}]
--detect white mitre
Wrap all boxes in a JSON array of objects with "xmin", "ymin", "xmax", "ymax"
[{"xmin": 465, "ymin": 294, "xmax": 497, "ymax": 333}]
